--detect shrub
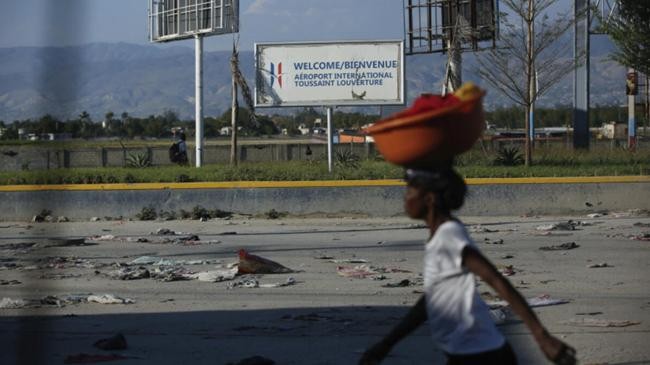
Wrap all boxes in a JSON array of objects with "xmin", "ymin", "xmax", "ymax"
[
  {"xmin": 135, "ymin": 206, "xmax": 157, "ymax": 220},
  {"xmin": 126, "ymin": 152, "xmax": 152, "ymax": 168},
  {"xmin": 335, "ymin": 150, "xmax": 360, "ymax": 169},
  {"xmin": 494, "ymin": 147, "xmax": 524, "ymax": 166}
]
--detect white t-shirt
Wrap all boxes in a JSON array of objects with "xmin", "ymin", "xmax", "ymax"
[{"xmin": 423, "ymin": 220, "xmax": 505, "ymax": 355}]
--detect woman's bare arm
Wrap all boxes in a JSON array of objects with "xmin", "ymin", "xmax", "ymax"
[{"xmin": 462, "ymin": 246, "xmax": 576, "ymax": 365}]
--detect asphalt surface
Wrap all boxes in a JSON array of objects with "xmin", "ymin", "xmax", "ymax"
[{"xmin": 1, "ymin": 213, "xmax": 649, "ymax": 364}]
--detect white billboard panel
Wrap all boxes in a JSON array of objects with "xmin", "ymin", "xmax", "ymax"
[{"xmin": 255, "ymin": 41, "xmax": 405, "ymax": 107}]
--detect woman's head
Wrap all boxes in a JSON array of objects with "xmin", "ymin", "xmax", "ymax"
[
  {"xmin": 403, "ymin": 167, "xmax": 467, "ymax": 220},
  {"xmin": 179, "ymin": 132, "xmax": 186, "ymax": 141}
]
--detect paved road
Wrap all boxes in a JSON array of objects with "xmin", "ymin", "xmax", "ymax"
[{"xmin": 1, "ymin": 214, "xmax": 649, "ymax": 364}]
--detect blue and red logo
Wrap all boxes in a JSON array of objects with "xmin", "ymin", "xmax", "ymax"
[{"xmin": 270, "ymin": 62, "xmax": 282, "ymax": 88}]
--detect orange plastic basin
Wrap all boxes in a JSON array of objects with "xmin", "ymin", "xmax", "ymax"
[{"xmin": 363, "ymin": 92, "xmax": 486, "ymax": 168}]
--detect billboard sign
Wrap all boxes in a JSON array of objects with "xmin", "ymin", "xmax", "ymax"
[
  {"xmin": 255, "ymin": 40, "xmax": 405, "ymax": 107},
  {"xmin": 149, "ymin": 0, "xmax": 239, "ymax": 42}
]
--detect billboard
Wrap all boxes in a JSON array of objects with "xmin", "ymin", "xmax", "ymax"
[
  {"xmin": 405, "ymin": 0, "xmax": 497, "ymax": 55},
  {"xmin": 149, "ymin": 0, "xmax": 238, "ymax": 42},
  {"xmin": 255, "ymin": 41, "xmax": 405, "ymax": 107}
]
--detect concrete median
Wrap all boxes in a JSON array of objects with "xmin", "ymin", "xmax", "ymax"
[{"xmin": 1, "ymin": 177, "xmax": 649, "ymax": 221}]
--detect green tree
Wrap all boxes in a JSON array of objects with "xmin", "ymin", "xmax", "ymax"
[{"xmin": 603, "ymin": 0, "xmax": 650, "ymax": 75}]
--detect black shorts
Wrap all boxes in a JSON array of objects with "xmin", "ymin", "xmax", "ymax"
[{"xmin": 446, "ymin": 342, "xmax": 517, "ymax": 365}]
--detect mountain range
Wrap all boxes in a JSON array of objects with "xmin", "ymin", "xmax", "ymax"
[{"xmin": 0, "ymin": 39, "xmax": 628, "ymax": 122}]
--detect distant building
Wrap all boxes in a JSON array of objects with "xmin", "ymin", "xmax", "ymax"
[
  {"xmin": 298, "ymin": 124, "xmax": 310, "ymax": 135},
  {"xmin": 601, "ymin": 122, "xmax": 627, "ymax": 140},
  {"xmin": 220, "ymin": 126, "xmax": 232, "ymax": 136}
]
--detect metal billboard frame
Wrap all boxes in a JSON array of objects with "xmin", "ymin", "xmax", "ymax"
[
  {"xmin": 148, "ymin": 0, "xmax": 239, "ymax": 43},
  {"xmin": 404, "ymin": 0, "xmax": 498, "ymax": 55},
  {"xmin": 254, "ymin": 40, "xmax": 406, "ymax": 108}
]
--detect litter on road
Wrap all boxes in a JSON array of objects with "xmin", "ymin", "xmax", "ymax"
[
  {"xmin": 561, "ymin": 318, "xmax": 640, "ymax": 327},
  {"xmin": 238, "ymin": 249, "xmax": 293, "ymax": 274},
  {"xmin": 539, "ymin": 242, "xmax": 580, "ymax": 251},
  {"xmin": 587, "ymin": 262, "xmax": 612, "ymax": 268},
  {"xmin": 87, "ymin": 294, "xmax": 134, "ymax": 305},
  {"xmin": 191, "ymin": 267, "xmax": 238, "ymax": 282}
]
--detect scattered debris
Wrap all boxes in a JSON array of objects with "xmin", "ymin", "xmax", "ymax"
[
  {"xmin": 501, "ymin": 254, "xmax": 514, "ymax": 259},
  {"xmin": 42, "ymin": 238, "xmax": 89, "ymax": 247},
  {"xmin": 154, "ymin": 228, "xmax": 179, "ymax": 235},
  {"xmin": 265, "ymin": 209, "xmax": 287, "ymax": 220},
  {"xmin": 227, "ymin": 277, "xmax": 261, "ymax": 289},
  {"xmin": 539, "ymin": 242, "xmax": 580, "ymax": 251},
  {"xmin": 486, "ymin": 294, "xmax": 569, "ymax": 309},
  {"xmin": 32, "ymin": 209, "xmax": 53, "ymax": 223},
  {"xmin": 89, "ymin": 235, "xmax": 116, "ymax": 241},
  {"xmin": 381, "ymin": 279, "xmax": 413, "ymax": 288},
  {"xmin": 125, "ymin": 237, "xmax": 149, "ymax": 243},
  {"xmin": 37, "ymin": 256, "xmax": 102, "ymax": 270},
  {"xmin": 128, "ymin": 256, "xmax": 222, "ymax": 266},
  {"xmin": 0, "ymin": 297, "xmax": 29, "ymax": 309},
  {"xmin": 258, "ymin": 277, "xmax": 296, "ymax": 288},
  {"xmin": 633, "ymin": 222, "xmax": 650, "ymax": 228},
  {"xmin": 576, "ymin": 312, "xmax": 603, "ymax": 316},
  {"xmin": 586, "ymin": 213, "xmax": 606, "ymax": 218},
  {"xmin": 587, "ymin": 262, "xmax": 612, "ymax": 268},
  {"xmin": 150, "ymin": 266, "xmax": 194, "ymax": 282},
  {"xmin": 469, "ymin": 225, "xmax": 498, "ymax": 233},
  {"xmin": 90, "ymin": 217, "xmax": 101, "ymax": 222},
  {"xmin": 0, "ymin": 242, "xmax": 37, "ymax": 251},
  {"xmin": 539, "ymin": 279, "xmax": 556, "ymax": 284},
  {"xmin": 165, "ymin": 234, "xmax": 200, "ymax": 245},
  {"xmin": 336, "ymin": 265, "xmax": 378, "ymax": 279},
  {"xmin": 219, "ymin": 231, "xmax": 238, "ymax": 235},
  {"xmin": 106, "ymin": 266, "xmax": 150, "ymax": 280},
  {"xmin": 330, "ymin": 258, "xmax": 368, "ymax": 264},
  {"xmin": 64, "ymin": 353, "xmax": 133, "ymax": 364},
  {"xmin": 0, "ymin": 280, "xmax": 21, "ymax": 285},
  {"xmin": 612, "ymin": 209, "xmax": 650, "ymax": 218},
  {"xmin": 87, "ymin": 294, "xmax": 134, "ymax": 305},
  {"xmin": 238, "ymin": 250, "xmax": 293, "ymax": 274},
  {"xmin": 561, "ymin": 318, "xmax": 640, "ymax": 328},
  {"xmin": 57, "ymin": 216, "xmax": 70, "ymax": 223},
  {"xmin": 314, "ymin": 255, "xmax": 335, "ymax": 260},
  {"xmin": 129, "ymin": 256, "xmax": 160, "ymax": 265},
  {"xmin": 484, "ymin": 238, "xmax": 504, "ymax": 245},
  {"xmin": 630, "ymin": 233, "xmax": 650, "ymax": 241},
  {"xmin": 191, "ymin": 267, "xmax": 238, "ymax": 282},
  {"xmin": 536, "ymin": 221, "xmax": 579, "ymax": 231},
  {"xmin": 497, "ymin": 265, "xmax": 516, "ymax": 276},
  {"xmin": 228, "ymin": 277, "xmax": 296, "ymax": 289},
  {"xmin": 226, "ymin": 355, "xmax": 276, "ymax": 365},
  {"xmin": 93, "ymin": 333, "xmax": 127, "ymax": 351}
]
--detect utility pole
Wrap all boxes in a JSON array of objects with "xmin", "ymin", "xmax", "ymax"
[
  {"xmin": 573, "ymin": 0, "xmax": 590, "ymax": 149},
  {"xmin": 195, "ymin": 34, "xmax": 204, "ymax": 167},
  {"xmin": 230, "ymin": 70, "xmax": 238, "ymax": 165}
]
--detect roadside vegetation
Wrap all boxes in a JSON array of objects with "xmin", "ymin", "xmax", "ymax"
[{"xmin": 1, "ymin": 145, "xmax": 648, "ymax": 185}]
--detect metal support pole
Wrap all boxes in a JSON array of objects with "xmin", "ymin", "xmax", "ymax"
[
  {"xmin": 628, "ymin": 68, "xmax": 636, "ymax": 151},
  {"xmin": 195, "ymin": 34, "xmax": 204, "ymax": 167},
  {"xmin": 444, "ymin": 40, "xmax": 462, "ymax": 94},
  {"xmin": 327, "ymin": 107, "xmax": 333, "ymax": 173},
  {"xmin": 573, "ymin": 0, "xmax": 590, "ymax": 149}
]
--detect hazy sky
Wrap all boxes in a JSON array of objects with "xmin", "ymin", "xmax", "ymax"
[
  {"xmin": 0, "ymin": 0, "xmax": 570, "ymax": 51},
  {"xmin": 0, "ymin": 0, "xmax": 406, "ymax": 51}
]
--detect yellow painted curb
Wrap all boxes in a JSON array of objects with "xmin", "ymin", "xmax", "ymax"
[{"xmin": 0, "ymin": 176, "xmax": 648, "ymax": 192}]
